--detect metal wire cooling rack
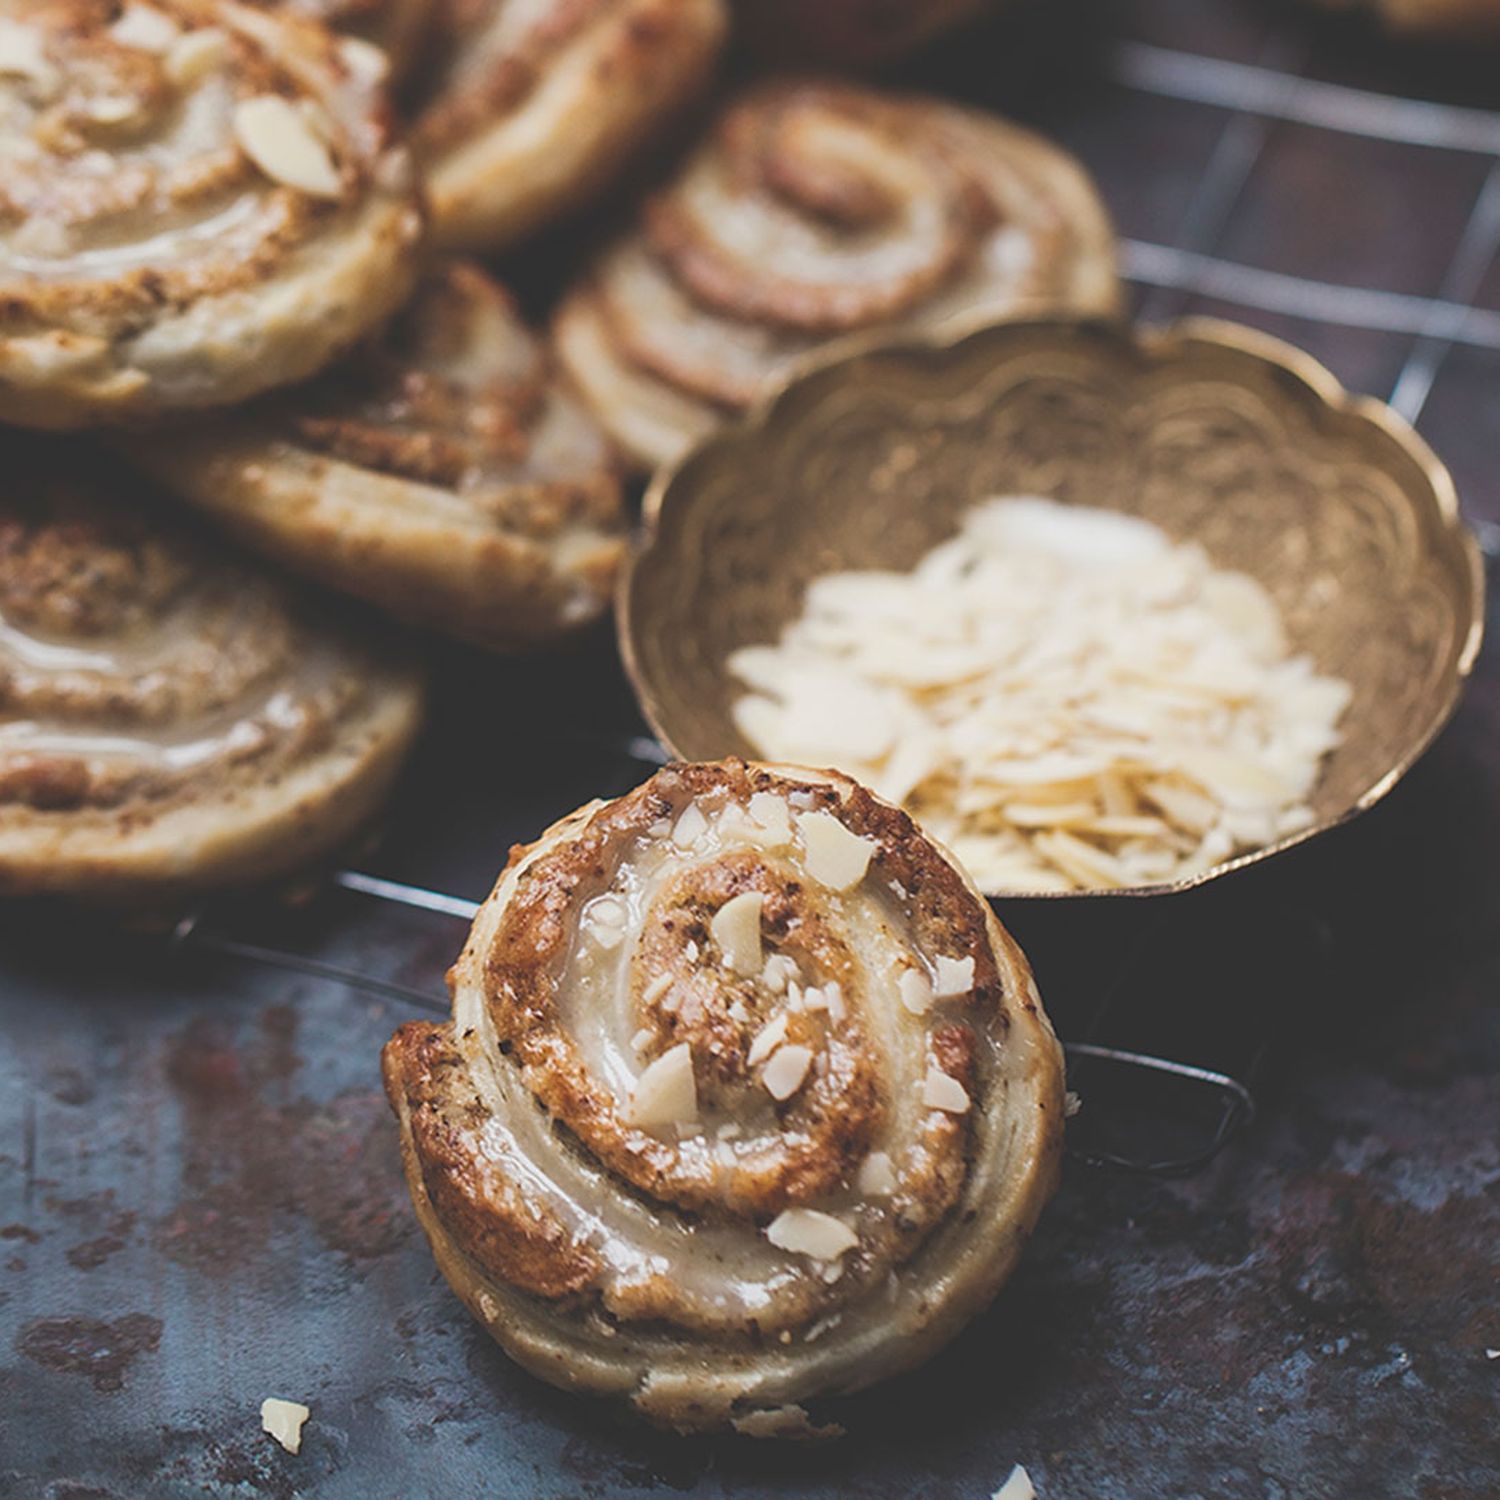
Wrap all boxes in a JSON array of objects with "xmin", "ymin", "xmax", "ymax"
[{"xmin": 166, "ymin": 3, "xmax": 1500, "ymax": 1178}]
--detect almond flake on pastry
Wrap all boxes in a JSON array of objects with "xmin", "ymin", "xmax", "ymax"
[
  {"xmin": 0, "ymin": 0, "xmax": 423, "ymax": 429},
  {"xmin": 120, "ymin": 262, "xmax": 627, "ymax": 650},
  {"xmin": 0, "ymin": 439, "xmax": 424, "ymax": 903},
  {"xmin": 554, "ymin": 77, "xmax": 1120, "ymax": 470},
  {"xmin": 413, "ymin": 0, "xmax": 729, "ymax": 252},
  {"xmin": 382, "ymin": 759, "xmax": 1064, "ymax": 1432}
]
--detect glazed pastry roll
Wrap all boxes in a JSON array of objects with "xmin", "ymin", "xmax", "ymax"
[
  {"xmin": 0, "ymin": 0, "xmax": 424, "ymax": 428},
  {"xmin": 127, "ymin": 262, "xmax": 627, "ymax": 649},
  {"xmin": 0, "ymin": 442, "xmax": 425, "ymax": 901},
  {"xmin": 554, "ymin": 78, "xmax": 1121, "ymax": 471},
  {"xmin": 384, "ymin": 760, "xmax": 1064, "ymax": 1433},
  {"xmin": 413, "ymin": 0, "xmax": 729, "ymax": 252}
]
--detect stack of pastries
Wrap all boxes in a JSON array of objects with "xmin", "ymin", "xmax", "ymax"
[{"xmin": 1, "ymin": 0, "xmax": 1118, "ymax": 1430}]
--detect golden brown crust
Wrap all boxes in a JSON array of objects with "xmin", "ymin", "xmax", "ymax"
[
  {"xmin": 122, "ymin": 261, "xmax": 628, "ymax": 650},
  {"xmin": 413, "ymin": 0, "xmax": 728, "ymax": 252},
  {"xmin": 553, "ymin": 77, "xmax": 1121, "ymax": 471},
  {"xmin": 0, "ymin": 0, "xmax": 424, "ymax": 427},
  {"xmin": 382, "ymin": 759, "xmax": 1065, "ymax": 1431},
  {"xmin": 0, "ymin": 438, "xmax": 425, "ymax": 900}
]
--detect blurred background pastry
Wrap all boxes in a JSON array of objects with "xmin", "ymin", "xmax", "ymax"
[
  {"xmin": 0, "ymin": 440, "xmax": 425, "ymax": 902},
  {"xmin": 413, "ymin": 0, "xmax": 729, "ymax": 253},
  {"xmin": 384, "ymin": 759, "xmax": 1063, "ymax": 1431},
  {"xmin": 126, "ymin": 262, "xmax": 627, "ymax": 650},
  {"xmin": 1309, "ymin": 0, "xmax": 1500, "ymax": 40},
  {"xmin": 732, "ymin": 0, "xmax": 994, "ymax": 68},
  {"xmin": 553, "ymin": 78, "xmax": 1120, "ymax": 471},
  {"xmin": 0, "ymin": 0, "xmax": 425, "ymax": 428}
]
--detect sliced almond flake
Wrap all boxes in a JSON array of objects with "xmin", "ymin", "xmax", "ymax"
[
  {"xmin": 746, "ymin": 791, "xmax": 792, "ymax": 844},
  {"xmin": 164, "ymin": 27, "xmax": 228, "ymax": 85},
  {"xmin": 822, "ymin": 980, "xmax": 846, "ymax": 1022},
  {"xmin": 337, "ymin": 34, "xmax": 389, "ymax": 83},
  {"xmin": 898, "ymin": 968, "xmax": 933, "ymax": 1016},
  {"xmin": 856, "ymin": 1150, "xmax": 897, "ymax": 1195},
  {"xmin": 683, "ymin": 939, "xmax": 700, "ymax": 963},
  {"xmin": 761, "ymin": 1043, "xmax": 813, "ymax": 1101},
  {"xmin": 992, "ymin": 1464, "xmax": 1035, "ymax": 1500},
  {"xmin": 641, "ymin": 972, "xmax": 673, "ymax": 1007},
  {"xmin": 630, "ymin": 1027, "xmax": 654, "ymax": 1054},
  {"xmin": 0, "ymin": 20, "xmax": 55, "ymax": 86},
  {"xmin": 110, "ymin": 5, "xmax": 180, "ymax": 51},
  {"xmin": 932, "ymin": 955, "xmax": 974, "ymax": 999},
  {"xmin": 747, "ymin": 1013, "xmax": 788, "ymax": 1068},
  {"xmin": 625, "ymin": 1042, "xmax": 696, "ymax": 1127},
  {"xmin": 234, "ymin": 95, "xmax": 342, "ymax": 198},
  {"xmin": 671, "ymin": 802, "xmax": 708, "ymax": 849},
  {"xmin": 728, "ymin": 497, "xmax": 1349, "ymax": 893},
  {"xmin": 923, "ymin": 1066, "xmax": 971, "ymax": 1114},
  {"xmin": 765, "ymin": 1208, "xmax": 858, "ymax": 1261},
  {"xmin": 585, "ymin": 894, "xmax": 627, "ymax": 948},
  {"xmin": 260, "ymin": 1398, "xmax": 309, "ymax": 1455},
  {"xmin": 762, "ymin": 953, "xmax": 798, "ymax": 994},
  {"xmin": 797, "ymin": 811, "xmax": 876, "ymax": 891},
  {"xmin": 1004, "ymin": 800, "xmax": 1099, "ymax": 827},
  {"xmin": 710, "ymin": 890, "xmax": 763, "ymax": 976}
]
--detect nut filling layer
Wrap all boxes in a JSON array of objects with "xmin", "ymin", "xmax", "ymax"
[{"xmin": 383, "ymin": 760, "xmax": 1064, "ymax": 1433}]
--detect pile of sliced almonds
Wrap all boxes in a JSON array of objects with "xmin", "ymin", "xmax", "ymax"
[{"xmin": 730, "ymin": 497, "xmax": 1352, "ymax": 892}]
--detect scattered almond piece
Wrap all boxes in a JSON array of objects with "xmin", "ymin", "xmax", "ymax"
[
  {"xmin": 260, "ymin": 1398, "xmax": 309, "ymax": 1456},
  {"xmin": 234, "ymin": 95, "xmax": 342, "ymax": 199},
  {"xmin": 761, "ymin": 1043, "xmax": 813, "ymax": 1101},
  {"xmin": 625, "ymin": 1042, "xmax": 696, "ymax": 1127},
  {"xmin": 746, "ymin": 791, "xmax": 792, "ymax": 844},
  {"xmin": 672, "ymin": 802, "xmax": 708, "ymax": 848},
  {"xmin": 0, "ymin": 20, "xmax": 56, "ymax": 88},
  {"xmin": 165, "ymin": 27, "xmax": 229, "ymax": 87},
  {"xmin": 762, "ymin": 953, "xmax": 798, "ymax": 994},
  {"xmin": 109, "ymin": 5, "xmax": 180, "ymax": 51},
  {"xmin": 992, "ymin": 1464, "xmax": 1036, "ymax": 1500},
  {"xmin": 797, "ymin": 811, "xmax": 876, "ymax": 891},
  {"xmin": 898, "ymin": 967, "xmax": 933, "ymax": 1016},
  {"xmin": 766, "ymin": 1208, "xmax": 858, "ymax": 1261},
  {"xmin": 933, "ymin": 954, "xmax": 975, "ymax": 999},
  {"xmin": 923, "ymin": 1066, "xmax": 970, "ymax": 1114},
  {"xmin": 856, "ymin": 1150, "xmax": 897, "ymax": 1195},
  {"xmin": 747, "ymin": 1012, "xmax": 789, "ymax": 1068},
  {"xmin": 711, "ymin": 890, "xmax": 764, "ymax": 976}
]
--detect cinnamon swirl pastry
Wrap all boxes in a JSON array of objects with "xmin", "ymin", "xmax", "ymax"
[
  {"xmin": 127, "ymin": 262, "xmax": 627, "ymax": 649},
  {"xmin": 0, "ymin": 0, "xmax": 424, "ymax": 429},
  {"xmin": 383, "ymin": 760, "xmax": 1064, "ymax": 1432},
  {"xmin": 553, "ymin": 79, "xmax": 1121, "ymax": 471},
  {"xmin": 0, "ymin": 440, "xmax": 425, "ymax": 901},
  {"xmin": 413, "ymin": 0, "xmax": 729, "ymax": 253}
]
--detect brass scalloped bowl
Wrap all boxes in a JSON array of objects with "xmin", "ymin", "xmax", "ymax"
[{"xmin": 618, "ymin": 317, "xmax": 1485, "ymax": 898}]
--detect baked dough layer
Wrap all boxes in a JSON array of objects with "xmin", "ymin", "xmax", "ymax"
[
  {"xmin": 414, "ymin": 0, "xmax": 729, "ymax": 252},
  {"xmin": 0, "ymin": 0, "xmax": 424, "ymax": 428},
  {"xmin": 384, "ymin": 760, "xmax": 1064, "ymax": 1432},
  {"xmin": 554, "ymin": 77, "xmax": 1121, "ymax": 471},
  {"xmin": 126, "ymin": 262, "xmax": 628, "ymax": 649},
  {"xmin": 0, "ymin": 440, "xmax": 425, "ymax": 901}
]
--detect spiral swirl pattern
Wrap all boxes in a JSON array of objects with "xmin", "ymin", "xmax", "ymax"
[
  {"xmin": 384, "ymin": 760, "xmax": 1063, "ymax": 1432},
  {"xmin": 129, "ymin": 261, "xmax": 627, "ymax": 648},
  {"xmin": 0, "ymin": 440, "xmax": 424, "ymax": 899},
  {"xmin": 554, "ymin": 78, "xmax": 1120, "ymax": 470},
  {"xmin": 413, "ymin": 0, "xmax": 727, "ymax": 252},
  {"xmin": 0, "ymin": 0, "xmax": 423, "ymax": 427}
]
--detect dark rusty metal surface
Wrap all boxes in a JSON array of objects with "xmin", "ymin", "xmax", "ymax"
[{"xmin": 4, "ymin": 0, "xmax": 1500, "ymax": 1495}]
